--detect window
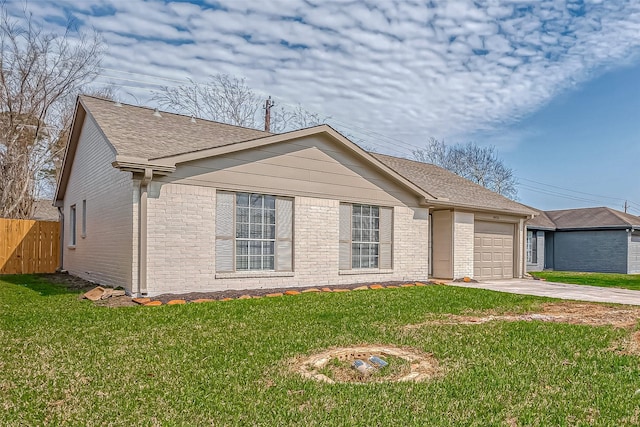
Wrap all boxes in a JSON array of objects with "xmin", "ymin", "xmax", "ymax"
[
  {"xmin": 351, "ymin": 205, "xmax": 380, "ymax": 268},
  {"xmin": 340, "ymin": 203, "xmax": 393, "ymax": 270},
  {"xmin": 70, "ymin": 205, "xmax": 77, "ymax": 246},
  {"xmin": 81, "ymin": 200, "xmax": 87, "ymax": 238},
  {"xmin": 215, "ymin": 191, "xmax": 293, "ymax": 273},
  {"xmin": 235, "ymin": 193, "xmax": 276, "ymax": 271},
  {"xmin": 527, "ymin": 230, "xmax": 537, "ymax": 264}
]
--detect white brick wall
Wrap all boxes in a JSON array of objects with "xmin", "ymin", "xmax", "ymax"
[
  {"xmin": 453, "ymin": 211, "xmax": 474, "ymax": 279},
  {"xmin": 146, "ymin": 183, "xmax": 216, "ymax": 293},
  {"xmin": 144, "ymin": 185, "xmax": 429, "ymax": 296},
  {"xmin": 63, "ymin": 116, "xmax": 135, "ymax": 291}
]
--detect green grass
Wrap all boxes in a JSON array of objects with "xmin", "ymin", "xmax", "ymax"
[
  {"xmin": 531, "ymin": 271, "xmax": 640, "ymax": 291},
  {"xmin": 1, "ymin": 275, "xmax": 640, "ymax": 426}
]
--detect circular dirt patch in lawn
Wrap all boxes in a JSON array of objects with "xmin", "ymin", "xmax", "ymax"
[{"xmin": 291, "ymin": 345, "xmax": 441, "ymax": 384}]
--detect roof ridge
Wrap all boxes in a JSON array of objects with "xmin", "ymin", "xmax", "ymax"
[
  {"xmin": 79, "ymin": 94, "xmax": 272, "ymax": 136},
  {"xmin": 606, "ymin": 206, "xmax": 640, "ymax": 226}
]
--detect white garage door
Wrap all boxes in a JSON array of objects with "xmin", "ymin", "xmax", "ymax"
[{"xmin": 474, "ymin": 221, "xmax": 514, "ymax": 280}]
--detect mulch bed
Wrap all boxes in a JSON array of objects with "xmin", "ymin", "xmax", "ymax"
[
  {"xmin": 153, "ymin": 280, "xmax": 434, "ymax": 304},
  {"xmin": 39, "ymin": 273, "xmax": 436, "ymax": 307}
]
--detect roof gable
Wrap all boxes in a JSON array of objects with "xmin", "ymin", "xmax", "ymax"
[
  {"xmin": 55, "ymin": 96, "xmax": 534, "ymax": 217},
  {"xmin": 79, "ymin": 95, "xmax": 270, "ymax": 160}
]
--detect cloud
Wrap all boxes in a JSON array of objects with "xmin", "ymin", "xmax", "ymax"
[{"xmin": 10, "ymin": 0, "xmax": 640, "ymax": 155}]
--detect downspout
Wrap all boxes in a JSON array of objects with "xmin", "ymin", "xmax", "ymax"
[
  {"xmin": 518, "ymin": 218, "xmax": 525, "ymax": 278},
  {"xmin": 138, "ymin": 168, "xmax": 153, "ymax": 296},
  {"xmin": 57, "ymin": 206, "xmax": 65, "ymax": 272}
]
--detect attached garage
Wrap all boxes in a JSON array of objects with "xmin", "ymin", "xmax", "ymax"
[{"xmin": 474, "ymin": 221, "xmax": 514, "ymax": 279}]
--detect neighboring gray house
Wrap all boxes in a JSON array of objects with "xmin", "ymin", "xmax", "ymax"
[
  {"xmin": 526, "ymin": 207, "xmax": 640, "ymax": 274},
  {"xmin": 54, "ymin": 96, "xmax": 535, "ymax": 296}
]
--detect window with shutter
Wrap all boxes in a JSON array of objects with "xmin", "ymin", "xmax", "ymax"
[{"xmin": 216, "ymin": 191, "xmax": 293, "ymax": 273}]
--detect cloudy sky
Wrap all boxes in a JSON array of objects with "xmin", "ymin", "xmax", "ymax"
[{"xmin": 12, "ymin": 0, "xmax": 640, "ymax": 212}]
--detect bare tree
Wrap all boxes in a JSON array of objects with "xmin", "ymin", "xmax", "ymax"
[
  {"xmin": 154, "ymin": 75, "xmax": 260, "ymax": 128},
  {"xmin": 152, "ymin": 73, "xmax": 329, "ymax": 132},
  {"xmin": 0, "ymin": 6, "xmax": 103, "ymax": 218},
  {"xmin": 270, "ymin": 103, "xmax": 326, "ymax": 133},
  {"xmin": 413, "ymin": 139, "xmax": 518, "ymax": 199}
]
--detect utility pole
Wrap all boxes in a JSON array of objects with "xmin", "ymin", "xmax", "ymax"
[
  {"xmin": 625, "ymin": 200, "xmax": 629, "ymax": 213},
  {"xmin": 264, "ymin": 96, "xmax": 274, "ymax": 132}
]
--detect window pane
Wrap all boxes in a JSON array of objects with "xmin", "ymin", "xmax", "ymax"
[
  {"xmin": 236, "ymin": 224, "xmax": 249, "ymax": 239},
  {"xmin": 352, "ymin": 243, "xmax": 361, "ymax": 257},
  {"xmin": 265, "ymin": 196, "xmax": 275, "ymax": 209},
  {"xmin": 237, "ymin": 256, "xmax": 248, "ymax": 270},
  {"xmin": 362, "ymin": 205, "xmax": 370, "ymax": 216},
  {"xmin": 250, "ymin": 209, "xmax": 263, "ymax": 224},
  {"xmin": 250, "ymin": 224, "xmax": 263, "ymax": 239},
  {"xmin": 250, "ymin": 256, "xmax": 262, "ymax": 269},
  {"xmin": 265, "ymin": 209, "xmax": 276, "ymax": 225},
  {"xmin": 250, "ymin": 241, "xmax": 262, "ymax": 255},
  {"xmin": 266, "ymin": 225, "xmax": 275, "ymax": 239},
  {"xmin": 237, "ymin": 207, "xmax": 249, "ymax": 223},
  {"xmin": 236, "ymin": 240, "xmax": 249, "ymax": 255},
  {"xmin": 237, "ymin": 193, "xmax": 249, "ymax": 207},
  {"xmin": 264, "ymin": 256, "xmax": 274, "ymax": 270},
  {"xmin": 371, "ymin": 206, "xmax": 379, "ymax": 217},
  {"xmin": 250, "ymin": 194, "xmax": 262, "ymax": 208},
  {"xmin": 263, "ymin": 241, "xmax": 274, "ymax": 255}
]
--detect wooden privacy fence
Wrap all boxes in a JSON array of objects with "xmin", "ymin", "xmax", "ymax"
[{"xmin": 1, "ymin": 218, "xmax": 60, "ymax": 274}]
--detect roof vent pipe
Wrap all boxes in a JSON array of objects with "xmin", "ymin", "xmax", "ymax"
[
  {"xmin": 153, "ymin": 108, "xmax": 161, "ymax": 117},
  {"xmin": 190, "ymin": 115, "xmax": 196, "ymax": 123}
]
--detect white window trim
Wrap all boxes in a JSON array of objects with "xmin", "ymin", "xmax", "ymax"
[
  {"xmin": 69, "ymin": 204, "xmax": 77, "ymax": 248},
  {"xmin": 81, "ymin": 199, "xmax": 87, "ymax": 238},
  {"xmin": 351, "ymin": 204, "xmax": 380, "ymax": 269}
]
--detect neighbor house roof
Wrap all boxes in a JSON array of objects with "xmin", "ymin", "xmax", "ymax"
[
  {"xmin": 525, "ymin": 210, "xmax": 556, "ymax": 230},
  {"xmin": 56, "ymin": 95, "xmax": 535, "ymax": 216},
  {"xmin": 527, "ymin": 207, "xmax": 640, "ymax": 231}
]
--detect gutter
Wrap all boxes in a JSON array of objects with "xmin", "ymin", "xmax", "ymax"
[
  {"xmin": 423, "ymin": 198, "xmax": 535, "ymax": 218},
  {"xmin": 110, "ymin": 157, "xmax": 175, "ymax": 297},
  {"xmin": 57, "ymin": 206, "xmax": 64, "ymax": 271}
]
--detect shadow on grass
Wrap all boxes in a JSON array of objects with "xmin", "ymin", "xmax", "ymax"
[{"xmin": 0, "ymin": 274, "xmax": 80, "ymax": 296}]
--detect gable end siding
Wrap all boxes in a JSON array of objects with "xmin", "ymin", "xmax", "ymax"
[{"xmin": 63, "ymin": 116, "xmax": 134, "ymax": 291}]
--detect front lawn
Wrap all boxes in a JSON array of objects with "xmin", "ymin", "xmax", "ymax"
[
  {"xmin": 531, "ymin": 271, "xmax": 640, "ymax": 291},
  {"xmin": 1, "ymin": 275, "xmax": 640, "ymax": 426}
]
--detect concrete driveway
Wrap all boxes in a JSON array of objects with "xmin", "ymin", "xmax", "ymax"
[{"xmin": 447, "ymin": 278, "xmax": 640, "ymax": 306}]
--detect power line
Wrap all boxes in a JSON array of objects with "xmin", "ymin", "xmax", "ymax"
[{"xmin": 517, "ymin": 176, "xmax": 638, "ymax": 205}]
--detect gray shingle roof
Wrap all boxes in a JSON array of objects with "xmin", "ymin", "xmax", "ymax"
[
  {"xmin": 79, "ymin": 96, "xmax": 533, "ymax": 216},
  {"xmin": 526, "ymin": 210, "xmax": 556, "ymax": 230},
  {"xmin": 80, "ymin": 95, "xmax": 270, "ymax": 160},
  {"xmin": 529, "ymin": 207, "xmax": 640, "ymax": 230},
  {"xmin": 372, "ymin": 154, "xmax": 534, "ymax": 215}
]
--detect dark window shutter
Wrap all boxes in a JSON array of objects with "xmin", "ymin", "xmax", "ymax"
[
  {"xmin": 216, "ymin": 192, "xmax": 235, "ymax": 272},
  {"xmin": 339, "ymin": 203, "xmax": 352, "ymax": 270},
  {"xmin": 379, "ymin": 207, "xmax": 393, "ymax": 269},
  {"xmin": 275, "ymin": 197, "xmax": 293, "ymax": 271}
]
